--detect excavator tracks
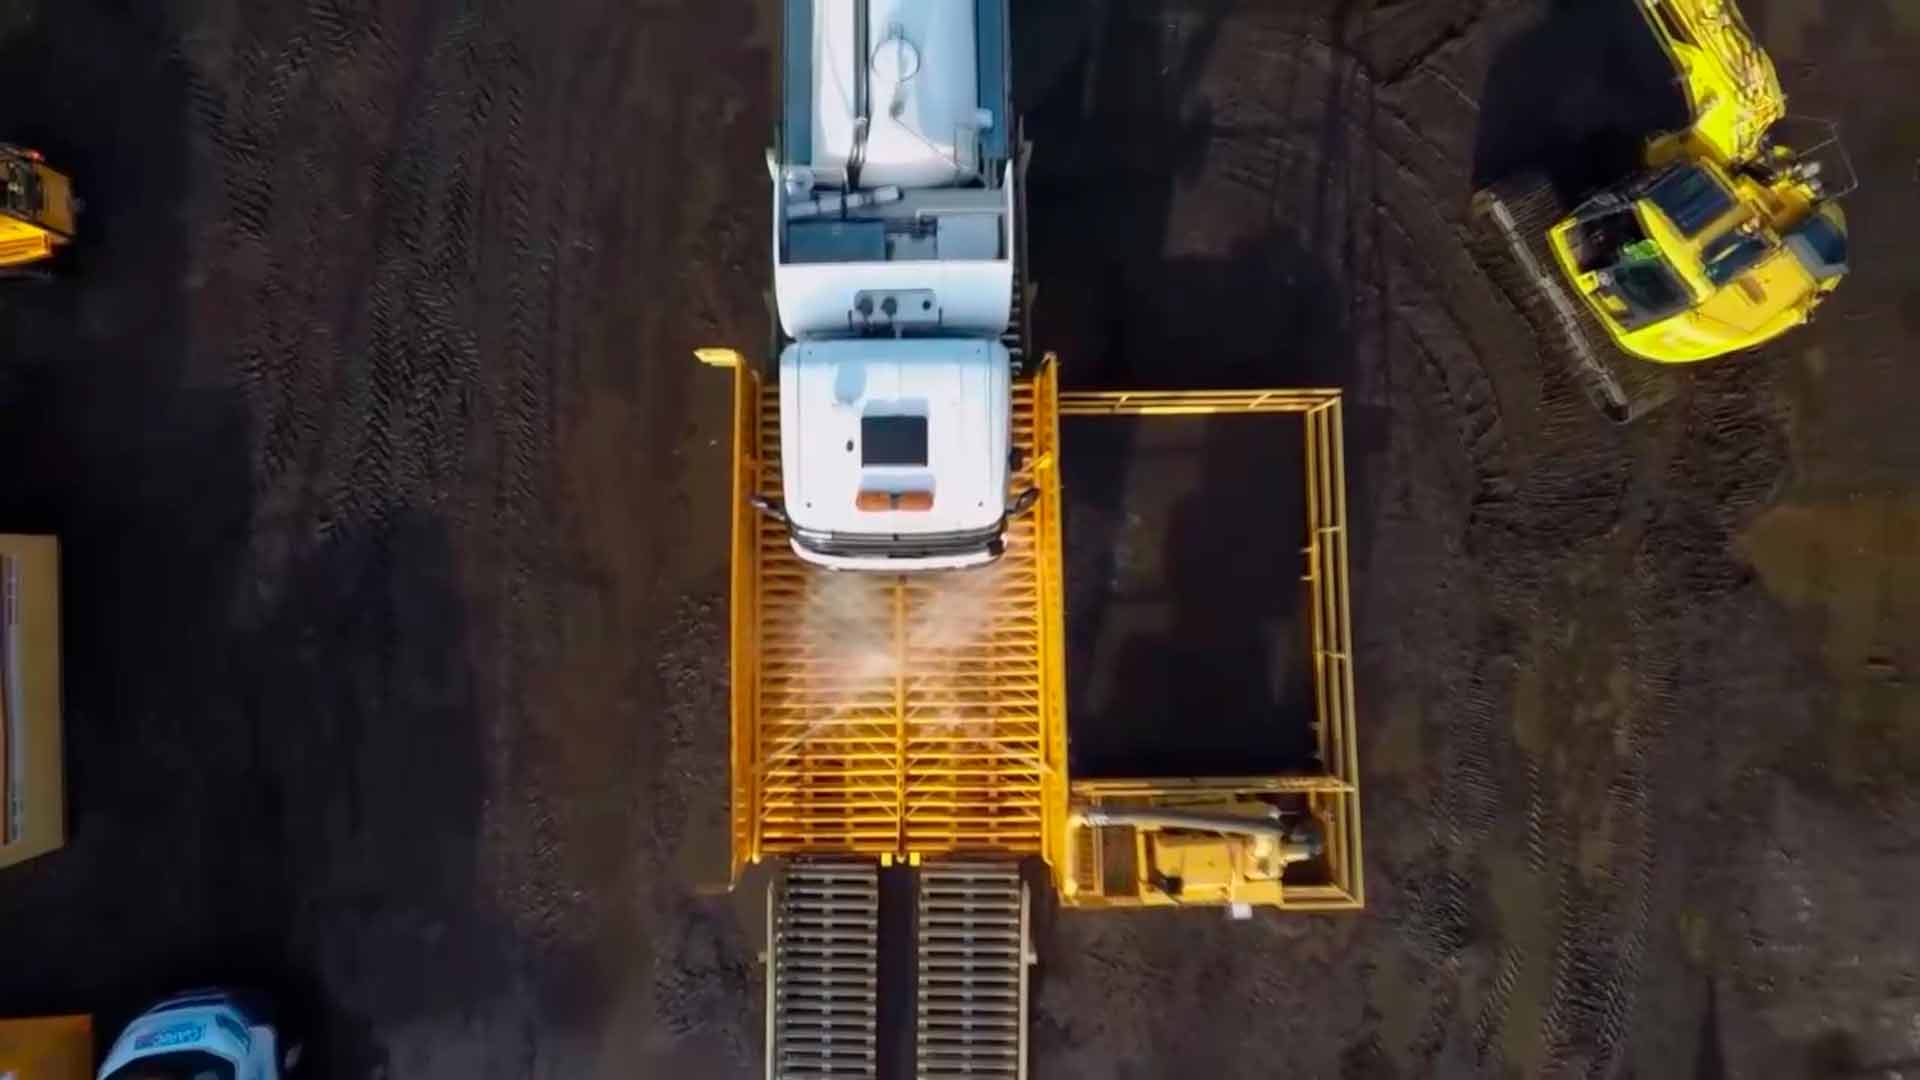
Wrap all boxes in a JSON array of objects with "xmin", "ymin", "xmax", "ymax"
[{"xmin": 1470, "ymin": 173, "xmax": 1680, "ymax": 423}]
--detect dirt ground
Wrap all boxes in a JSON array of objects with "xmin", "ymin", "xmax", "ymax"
[{"xmin": 0, "ymin": 0, "xmax": 1916, "ymax": 1077}]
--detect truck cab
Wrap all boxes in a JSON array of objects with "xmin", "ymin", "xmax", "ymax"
[{"xmin": 768, "ymin": 0, "xmax": 1025, "ymax": 571}]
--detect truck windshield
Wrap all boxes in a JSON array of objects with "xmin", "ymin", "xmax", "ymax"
[{"xmin": 103, "ymin": 1051, "xmax": 237, "ymax": 1080}]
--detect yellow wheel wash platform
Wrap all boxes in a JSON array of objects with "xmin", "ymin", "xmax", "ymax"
[
  {"xmin": 718, "ymin": 354, "xmax": 1070, "ymax": 873},
  {"xmin": 701, "ymin": 349, "xmax": 1361, "ymax": 906},
  {"xmin": 699, "ymin": 349, "xmax": 1362, "ymax": 1078}
]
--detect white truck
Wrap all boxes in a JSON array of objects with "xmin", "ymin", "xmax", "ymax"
[
  {"xmin": 95, "ymin": 990, "xmax": 294, "ymax": 1080},
  {"xmin": 762, "ymin": 0, "xmax": 1032, "ymax": 571}
]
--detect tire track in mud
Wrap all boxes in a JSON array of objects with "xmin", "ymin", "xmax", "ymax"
[
  {"xmin": 1406, "ymin": 263, "xmax": 1638, "ymax": 1080},
  {"xmin": 253, "ymin": 145, "xmax": 337, "ymax": 494},
  {"xmin": 272, "ymin": 2, "xmax": 412, "ymax": 508},
  {"xmin": 179, "ymin": 0, "xmax": 481, "ymax": 549},
  {"xmin": 191, "ymin": 0, "xmax": 449, "ymax": 524},
  {"xmin": 307, "ymin": 0, "xmax": 386, "ymax": 64},
  {"xmin": 1218, "ymin": 23, "xmax": 1534, "ymax": 435},
  {"xmin": 1321, "ymin": 78, "xmax": 1529, "ymax": 1056},
  {"xmin": 1517, "ymin": 374, "xmax": 1787, "ymax": 1076},
  {"xmin": 1523, "ymin": 759, "xmax": 1551, "ymax": 872},
  {"xmin": 648, "ymin": 598, "xmax": 755, "ymax": 1062},
  {"xmin": 1584, "ymin": 376, "xmax": 1784, "ymax": 1076},
  {"xmin": 322, "ymin": 11, "xmax": 492, "ymax": 539},
  {"xmin": 200, "ymin": 0, "xmax": 565, "ymax": 955},
  {"xmin": 1205, "ymin": 43, "xmax": 1531, "ymax": 982},
  {"xmin": 1249, "ymin": 14, "xmax": 1690, "ymax": 1075},
  {"xmin": 489, "ymin": 47, "xmax": 553, "ymax": 606},
  {"xmin": 1470, "ymin": 942, "xmax": 1525, "ymax": 1071},
  {"xmin": 221, "ymin": 32, "xmax": 314, "ymax": 250},
  {"xmin": 1213, "ymin": 23, "xmax": 1531, "ymax": 1063},
  {"xmin": 388, "ymin": 15, "xmax": 490, "ymax": 526},
  {"xmin": 476, "ymin": 34, "xmax": 569, "ymax": 971},
  {"xmin": 197, "ymin": 20, "xmax": 315, "ymax": 478},
  {"xmin": 1024, "ymin": 23, "xmax": 1549, "ymax": 1059},
  {"xmin": 1207, "ymin": 29, "xmax": 1569, "ymax": 1074},
  {"xmin": 181, "ymin": 1, "xmax": 401, "ymax": 605},
  {"xmin": 1359, "ymin": 0, "xmax": 1491, "ymax": 85}
]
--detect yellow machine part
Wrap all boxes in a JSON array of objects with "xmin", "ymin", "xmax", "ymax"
[
  {"xmin": 0, "ymin": 213, "xmax": 60, "ymax": 268},
  {"xmin": 0, "ymin": 1015, "xmax": 94, "ymax": 1080},
  {"xmin": 0, "ymin": 155, "xmax": 76, "ymax": 269},
  {"xmin": 1, "ymin": 535, "xmax": 66, "ymax": 871},
  {"xmin": 1062, "ymin": 780, "xmax": 1361, "ymax": 911},
  {"xmin": 1639, "ymin": 0, "xmax": 1784, "ymax": 165},
  {"xmin": 1526, "ymin": 0, "xmax": 1846, "ymax": 368},
  {"xmin": 1545, "ymin": 158, "xmax": 1842, "ymax": 364}
]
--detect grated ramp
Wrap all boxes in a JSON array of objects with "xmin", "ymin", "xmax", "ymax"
[
  {"xmin": 915, "ymin": 861, "xmax": 1029, "ymax": 1080},
  {"xmin": 768, "ymin": 861, "xmax": 881, "ymax": 1079},
  {"xmin": 743, "ymin": 366, "xmax": 1064, "ymax": 864}
]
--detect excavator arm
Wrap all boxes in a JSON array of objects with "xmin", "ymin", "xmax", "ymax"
[{"xmin": 1637, "ymin": 0, "xmax": 1786, "ymax": 165}]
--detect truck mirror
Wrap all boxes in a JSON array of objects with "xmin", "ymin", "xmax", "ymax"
[
  {"xmin": 1009, "ymin": 487, "xmax": 1040, "ymax": 516},
  {"xmin": 749, "ymin": 495, "xmax": 787, "ymax": 523}
]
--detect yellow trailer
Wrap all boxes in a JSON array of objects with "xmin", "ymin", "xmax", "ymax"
[{"xmin": 1, "ymin": 534, "xmax": 64, "ymax": 871}]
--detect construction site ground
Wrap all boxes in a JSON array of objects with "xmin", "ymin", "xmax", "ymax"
[{"xmin": 1, "ymin": 0, "xmax": 1917, "ymax": 1076}]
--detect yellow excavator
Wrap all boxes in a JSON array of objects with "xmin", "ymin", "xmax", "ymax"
[
  {"xmin": 0, "ymin": 144, "xmax": 76, "ymax": 273},
  {"xmin": 1475, "ymin": 0, "xmax": 1852, "ymax": 421}
]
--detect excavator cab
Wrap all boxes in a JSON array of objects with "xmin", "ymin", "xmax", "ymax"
[
  {"xmin": 1546, "ymin": 157, "xmax": 1848, "ymax": 365},
  {"xmin": 1472, "ymin": 0, "xmax": 1852, "ymax": 421},
  {"xmin": 0, "ymin": 145, "xmax": 76, "ymax": 270}
]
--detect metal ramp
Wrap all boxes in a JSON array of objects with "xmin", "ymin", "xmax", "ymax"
[
  {"xmin": 915, "ymin": 861, "xmax": 1030, "ymax": 1080},
  {"xmin": 768, "ymin": 861, "xmax": 881, "ymax": 1079}
]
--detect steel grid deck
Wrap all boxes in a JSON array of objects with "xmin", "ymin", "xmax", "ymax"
[{"xmin": 725, "ymin": 362, "xmax": 1067, "ymax": 872}]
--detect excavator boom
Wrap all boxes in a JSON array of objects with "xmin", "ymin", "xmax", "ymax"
[{"xmin": 1638, "ymin": 0, "xmax": 1785, "ymax": 164}]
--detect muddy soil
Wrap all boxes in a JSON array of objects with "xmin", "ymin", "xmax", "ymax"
[{"xmin": 1, "ymin": 0, "xmax": 1917, "ymax": 1077}]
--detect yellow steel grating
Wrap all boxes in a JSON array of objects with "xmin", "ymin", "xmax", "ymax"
[{"xmin": 732, "ymin": 363, "xmax": 1066, "ymax": 867}]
